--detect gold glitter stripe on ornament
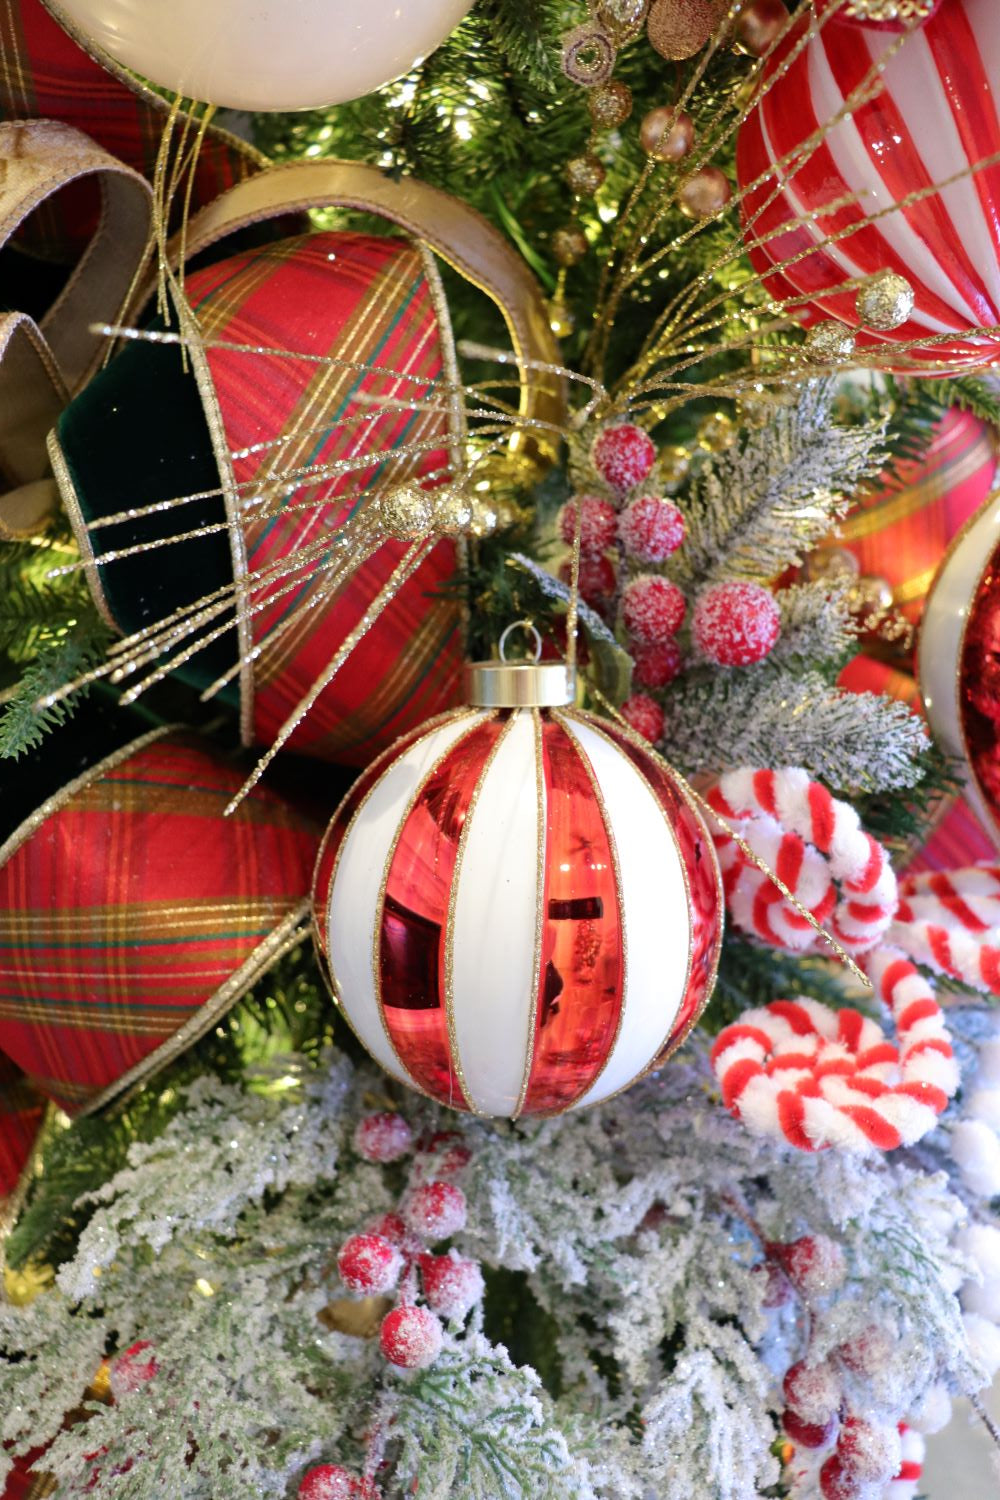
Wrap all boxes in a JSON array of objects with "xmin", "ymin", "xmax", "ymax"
[
  {"xmin": 443, "ymin": 711, "xmax": 519, "ymax": 1118},
  {"xmin": 844, "ymin": 0, "xmax": 936, "ymax": 19},
  {"xmin": 512, "ymin": 708, "xmax": 548, "ymax": 1120}
]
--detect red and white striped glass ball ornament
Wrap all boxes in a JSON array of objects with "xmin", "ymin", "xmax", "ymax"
[{"xmin": 312, "ymin": 649, "xmax": 723, "ymax": 1117}]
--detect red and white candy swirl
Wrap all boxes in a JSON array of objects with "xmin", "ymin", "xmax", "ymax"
[
  {"xmin": 889, "ymin": 866, "xmax": 1000, "ymax": 994},
  {"xmin": 711, "ymin": 951, "xmax": 958, "ymax": 1154},
  {"xmin": 707, "ymin": 768, "xmax": 898, "ymax": 956}
]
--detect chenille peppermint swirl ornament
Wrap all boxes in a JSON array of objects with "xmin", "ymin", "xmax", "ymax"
[
  {"xmin": 707, "ymin": 768, "xmax": 897, "ymax": 956},
  {"xmin": 888, "ymin": 866, "xmax": 1000, "ymax": 994},
  {"xmin": 711, "ymin": 950, "xmax": 958, "ymax": 1153}
]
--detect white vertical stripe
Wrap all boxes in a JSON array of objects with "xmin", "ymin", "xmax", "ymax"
[
  {"xmin": 327, "ymin": 713, "xmax": 487, "ymax": 1086},
  {"xmin": 560, "ymin": 717, "xmax": 692, "ymax": 1109},
  {"xmin": 450, "ymin": 711, "xmax": 540, "ymax": 1115}
]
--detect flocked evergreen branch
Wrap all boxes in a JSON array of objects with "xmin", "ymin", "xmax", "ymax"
[{"xmin": 769, "ymin": 581, "xmax": 857, "ymax": 668}]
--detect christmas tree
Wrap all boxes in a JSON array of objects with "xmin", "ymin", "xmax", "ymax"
[{"xmin": 2, "ymin": 1, "xmax": 1000, "ymax": 1496}]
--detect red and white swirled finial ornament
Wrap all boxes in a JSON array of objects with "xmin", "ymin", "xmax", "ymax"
[
  {"xmin": 707, "ymin": 767, "xmax": 898, "ymax": 956},
  {"xmin": 711, "ymin": 949, "xmax": 958, "ymax": 1153}
]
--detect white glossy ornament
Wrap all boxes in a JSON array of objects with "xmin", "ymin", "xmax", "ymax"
[{"xmin": 48, "ymin": 0, "xmax": 475, "ymax": 112}]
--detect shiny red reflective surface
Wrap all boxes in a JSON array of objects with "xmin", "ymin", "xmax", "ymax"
[
  {"xmin": 379, "ymin": 716, "xmax": 506, "ymax": 1108},
  {"xmin": 960, "ymin": 543, "xmax": 1000, "ymax": 837},
  {"xmin": 520, "ymin": 718, "xmax": 625, "ymax": 1114}
]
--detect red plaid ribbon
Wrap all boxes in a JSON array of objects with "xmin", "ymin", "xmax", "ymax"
[{"xmin": 0, "ymin": 1052, "xmax": 42, "ymax": 1196}]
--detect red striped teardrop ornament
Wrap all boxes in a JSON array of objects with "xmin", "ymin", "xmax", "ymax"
[
  {"xmin": 736, "ymin": 0, "xmax": 1000, "ymax": 369},
  {"xmin": 312, "ymin": 652, "xmax": 723, "ymax": 1117}
]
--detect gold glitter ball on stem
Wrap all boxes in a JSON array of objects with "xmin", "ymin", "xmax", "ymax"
[
  {"xmin": 469, "ymin": 496, "xmax": 500, "ymax": 538},
  {"xmin": 856, "ymin": 270, "xmax": 915, "ymax": 332},
  {"xmin": 647, "ymin": 0, "xmax": 727, "ymax": 59},
  {"xmin": 566, "ymin": 153, "xmax": 607, "ymax": 196},
  {"xmin": 805, "ymin": 319, "xmax": 857, "ymax": 364},
  {"xmin": 734, "ymin": 0, "xmax": 788, "ymax": 56},
  {"xmin": 678, "ymin": 166, "xmax": 732, "ymax": 218},
  {"xmin": 588, "ymin": 79, "xmax": 633, "ymax": 129},
  {"xmin": 552, "ymin": 225, "xmax": 589, "ymax": 267},
  {"xmin": 431, "ymin": 486, "xmax": 475, "ymax": 535},
  {"xmin": 376, "ymin": 482, "xmax": 434, "ymax": 537},
  {"xmin": 547, "ymin": 297, "xmax": 576, "ymax": 339},
  {"xmin": 805, "ymin": 546, "xmax": 860, "ymax": 584},
  {"xmin": 639, "ymin": 106, "xmax": 694, "ymax": 161}
]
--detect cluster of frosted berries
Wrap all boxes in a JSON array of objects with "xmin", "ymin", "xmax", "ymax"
[
  {"xmin": 558, "ymin": 422, "xmax": 781, "ymax": 747},
  {"xmin": 297, "ymin": 1114, "xmax": 482, "ymax": 1499},
  {"xmin": 765, "ymin": 1235, "xmax": 926, "ymax": 1499}
]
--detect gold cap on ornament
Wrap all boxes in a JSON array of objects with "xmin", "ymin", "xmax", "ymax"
[{"xmin": 465, "ymin": 621, "xmax": 577, "ymax": 708}]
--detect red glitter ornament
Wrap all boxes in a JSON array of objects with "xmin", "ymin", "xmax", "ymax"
[
  {"xmin": 419, "ymin": 1251, "xmax": 485, "ymax": 1320},
  {"xmin": 379, "ymin": 1304, "xmax": 444, "ymax": 1368},
  {"xmin": 782, "ymin": 1408, "xmax": 838, "ymax": 1450},
  {"xmin": 631, "ymin": 639, "xmax": 683, "ymax": 689},
  {"xmin": 692, "ymin": 581, "xmax": 780, "ymax": 665},
  {"xmin": 109, "ymin": 1341, "xmax": 158, "ymax": 1398},
  {"xmin": 592, "ymin": 423, "xmax": 657, "ymax": 495},
  {"xmin": 559, "ymin": 495, "xmax": 618, "ymax": 556},
  {"xmin": 619, "ymin": 496, "xmax": 685, "ymax": 563},
  {"xmin": 622, "ymin": 575, "xmax": 687, "ymax": 644},
  {"xmin": 621, "ymin": 693, "xmax": 665, "ymax": 744},
  {"xmin": 353, "ymin": 1112, "xmax": 413, "ymax": 1163},
  {"xmin": 403, "ymin": 1180, "xmax": 467, "ymax": 1241},
  {"xmin": 336, "ymin": 1233, "xmax": 404, "ymax": 1295}
]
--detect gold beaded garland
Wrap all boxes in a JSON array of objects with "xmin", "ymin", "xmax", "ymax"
[
  {"xmin": 639, "ymin": 106, "xmax": 694, "ymax": 161},
  {"xmin": 431, "ymin": 486, "xmax": 475, "ymax": 535},
  {"xmin": 855, "ymin": 270, "xmax": 915, "ymax": 332},
  {"xmin": 566, "ymin": 153, "xmax": 607, "ymax": 196},
  {"xmin": 678, "ymin": 166, "xmax": 732, "ymax": 219},
  {"xmin": 588, "ymin": 79, "xmax": 634, "ymax": 129},
  {"xmin": 468, "ymin": 496, "xmax": 499, "ymax": 538}
]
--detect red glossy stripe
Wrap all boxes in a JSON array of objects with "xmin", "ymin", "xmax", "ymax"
[
  {"xmin": 378, "ymin": 716, "xmax": 507, "ymax": 1109},
  {"xmin": 587, "ymin": 720, "xmax": 721, "ymax": 1054},
  {"xmin": 520, "ymin": 719, "xmax": 624, "ymax": 1114}
]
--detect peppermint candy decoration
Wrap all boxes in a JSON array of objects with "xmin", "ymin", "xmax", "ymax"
[
  {"xmin": 707, "ymin": 767, "xmax": 898, "ymax": 956},
  {"xmin": 889, "ymin": 866, "xmax": 1000, "ymax": 994},
  {"xmin": 711, "ymin": 951, "xmax": 958, "ymax": 1153}
]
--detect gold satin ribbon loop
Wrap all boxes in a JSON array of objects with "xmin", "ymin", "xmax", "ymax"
[{"xmin": 0, "ymin": 311, "xmax": 66, "ymax": 536}]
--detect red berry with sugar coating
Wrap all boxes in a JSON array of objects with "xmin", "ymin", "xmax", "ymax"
[
  {"xmin": 336, "ymin": 1234, "xmax": 403, "ymax": 1296},
  {"xmin": 109, "ymin": 1341, "xmax": 158, "ymax": 1398},
  {"xmin": 819, "ymin": 1454, "xmax": 863, "ymax": 1500},
  {"xmin": 621, "ymin": 693, "xmax": 665, "ymax": 744},
  {"xmin": 419, "ymin": 1252, "xmax": 485, "ymax": 1320},
  {"xmin": 783, "ymin": 1360, "xmax": 842, "ymax": 1426},
  {"xmin": 769, "ymin": 1235, "xmax": 846, "ymax": 1299},
  {"xmin": 367, "ymin": 1212, "xmax": 409, "ymax": 1247},
  {"xmin": 836, "ymin": 1417, "xmax": 901, "ymax": 1486},
  {"xmin": 593, "ymin": 423, "xmax": 657, "ymax": 494},
  {"xmin": 379, "ymin": 1304, "xmax": 444, "ymax": 1369},
  {"xmin": 559, "ymin": 555, "xmax": 617, "ymax": 612},
  {"xmin": 419, "ymin": 1131, "xmax": 472, "ymax": 1177},
  {"xmin": 619, "ymin": 496, "xmax": 685, "ymax": 563},
  {"xmin": 632, "ymin": 638, "xmax": 683, "ymax": 689},
  {"xmin": 622, "ymin": 575, "xmax": 686, "ymax": 644},
  {"xmin": 353, "ymin": 1112, "xmax": 413, "ymax": 1163},
  {"xmin": 559, "ymin": 495, "xmax": 618, "ymax": 555},
  {"xmin": 404, "ymin": 1181, "xmax": 467, "ymax": 1242},
  {"xmin": 836, "ymin": 1324, "xmax": 895, "ymax": 1377},
  {"xmin": 693, "ymin": 581, "xmax": 781, "ymax": 666},
  {"xmin": 782, "ymin": 1408, "xmax": 838, "ymax": 1450}
]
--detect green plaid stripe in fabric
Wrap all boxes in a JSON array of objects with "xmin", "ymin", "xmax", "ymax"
[
  {"xmin": 186, "ymin": 231, "xmax": 463, "ymax": 766},
  {"xmin": 0, "ymin": 733, "xmax": 318, "ymax": 1112}
]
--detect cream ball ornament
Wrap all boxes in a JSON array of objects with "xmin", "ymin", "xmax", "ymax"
[{"xmin": 45, "ymin": 0, "xmax": 476, "ymax": 111}]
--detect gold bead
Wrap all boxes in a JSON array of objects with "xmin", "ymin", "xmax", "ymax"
[
  {"xmin": 552, "ymin": 224, "xmax": 589, "ymax": 267},
  {"xmin": 588, "ymin": 79, "xmax": 633, "ymax": 129},
  {"xmin": 468, "ymin": 496, "xmax": 499, "ymax": 538},
  {"xmin": 375, "ymin": 482, "xmax": 433, "ymax": 537},
  {"xmin": 547, "ymin": 298, "xmax": 576, "ymax": 339},
  {"xmin": 431, "ymin": 486, "xmax": 474, "ymax": 535},
  {"xmin": 734, "ymin": 0, "xmax": 788, "ymax": 56},
  {"xmin": 805, "ymin": 546, "xmax": 860, "ymax": 583},
  {"xmin": 855, "ymin": 269, "xmax": 915, "ymax": 332},
  {"xmin": 805, "ymin": 319, "xmax": 857, "ymax": 364},
  {"xmin": 678, "ymin": 165, "xmax": 732, "ymax": 218},
  {"xmin": 696, "ymin": 412, "xmax": 735, "ymax": 453},
  {"xmin": 647, "ymin": 0, "xmax": 727, "ymax": 59},
  {"xmin": 639, "ymin": 106, "xmax": 694, "ymax": 161},
  {"xmin": 844, "ymin": 0, "xmax": 935, "ymax": 18},
  {"xmin": 566, "ymin": 153, "xmax": 607, "ymax": 196}
]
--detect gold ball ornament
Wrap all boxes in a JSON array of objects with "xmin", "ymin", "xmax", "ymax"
[
  {"xmin": 697, "ymin": 412, "xmax": 736, "ymax": 453},
  {"xmin": 734, "ymin": 0, "xmax": 788, "ymax": 56},
  {"xmin": 598, "ymin": 0, "xmax": 650, "ymax": 37},
  {"xmin": 431, "ymin": 486, "xmax": 475, "ymax": 535},
  {"xmin": 805, "ymin": 546, "xmax": 860, "ymax": 584},
  {"xmin": 468, "ymin": 496, "xmax": 500, "ymax": 538},
  {"xmin": 375, "ymin": 482, "xmax": 434, "ymax": 537},
  {"xmin": 552, "ymin": 225, "xmax": 590, "ymax": 267},
  {"xmin": 547, "ymin": 298, "xmax": 577, "ymax": 339},
  {"xmin": 678, "ymin": 166, "xmax": 732, "ymax": 219},
  {"xmin": 856, "ymin": 270, "xmax": 916, "ymax": 332},
  {"xmin": 805, "ymin": 320, "xmax": 857, "ymax": 364},
  {"xmin": 852, "ymin": 574, "xmax": 895, "ymax": 618},
  {"xmin": 640, "ymin": 107, "xmax": 694, "ymax": 161},
  {"xmin": 588, "ymin": 80, "xmax": 634, "ymax": 129},
  {"xmin": 647, "ymin": 0, "xmax": 727, "ymax": 59},
  {"xmin": 566, "ymin": 153, "xmax": 607, "ymax": 196}
]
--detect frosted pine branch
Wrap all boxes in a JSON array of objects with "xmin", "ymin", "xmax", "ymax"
[{"xmin": 770, "ymin": 581, "xmax": 857, "ymax": 667}]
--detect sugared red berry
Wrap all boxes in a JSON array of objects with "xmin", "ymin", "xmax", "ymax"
[
  {"xmin": 353, "ymin": 1113, "xmax": 413, "ymax": 1163},
  {"xmin": 109, "ymin": 1341, "xmax": 158, "ymax": 1399},
  {"xmin": 836, "ymin": 1417, "xmax": 901, "ymax": 1486},
  {"xmin": 367, "ymin": 1212, "xmax": 409, "ymax": 1246},
  {"xmin": 782, "ymin": 1360, "xmax": 841, "ymax": 1426},
  {"xmin": 631, "ymin": 638, "xmax": 683, "ymax": 689},
  {"xmin": 419, "ymin": 1131, "xmax": 472, "ymax": 1177},
  {"xmin": 622, "ymin": 575, "xmax": 686, "ymax": 644},
  {"xmin": 619, "ymin": 496, "xmax": 685, "ymax": 563},
  {"xmin": 692, "ymin": 581, "xmax": 781, "ymax": 666},
  {"xmin": 404, "ymin": 1181, "xmax": 467, "ymax": 1242},
  {"xmin": 336, "ymin": 1234, "xmax": 403, "ymax": 1296},
  {"xmin": 751, "ymin": 1259, "xmax": 793, "ymax": 1310},
  {"xmin": 782, "ymin": 1408, "xmax": 838, "ymax": 1450},
  {"xmin": 419, "ymin": 1252, "xmax": 485, "ymax": 1320},
  {"xmin": 559, "ymin": 495, "xmax": 618, "ymax": 555},
  {"xmin": 559, "ymin": 555, "xmax": 617, "ymax": 612},
  {"xmin": 769, "ymin": 1235, "xmax": 846, "ymax": 1300},
  {"xmin": 819, "ymin": 1454, "xmax": 862, "ymax": 1500},
  {"xmin": 379, "ymin": 1305, "xmax": 444, "ymax": 1369},
  {"xmin": 621, "ymin": 693, "xmax": 664, "ymax": 743},
  {"xmin": 835, "ymin": 1324, "xmax": 895, "ymax": 1377},
  {"xmin": 592, "ymin": 423, "xmax": 656, "ymax": 494}
]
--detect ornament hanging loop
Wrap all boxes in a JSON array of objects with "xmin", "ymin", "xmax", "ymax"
[
  {"xmin": 498, "ymin": 618, "xmax": 543, "ymax": 663},
  {"xmin": 466, "ymin": 620, "xmax": 575, "ymax": 709}
]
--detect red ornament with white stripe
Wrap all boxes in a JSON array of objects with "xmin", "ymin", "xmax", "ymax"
[
  {"xmin": 736, "ymin": 0, "xmax": 1000, "ymax": 369},
  {"xmin": 312, "ymin": 650, "xmax": 723, "ymax": 1118}
]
